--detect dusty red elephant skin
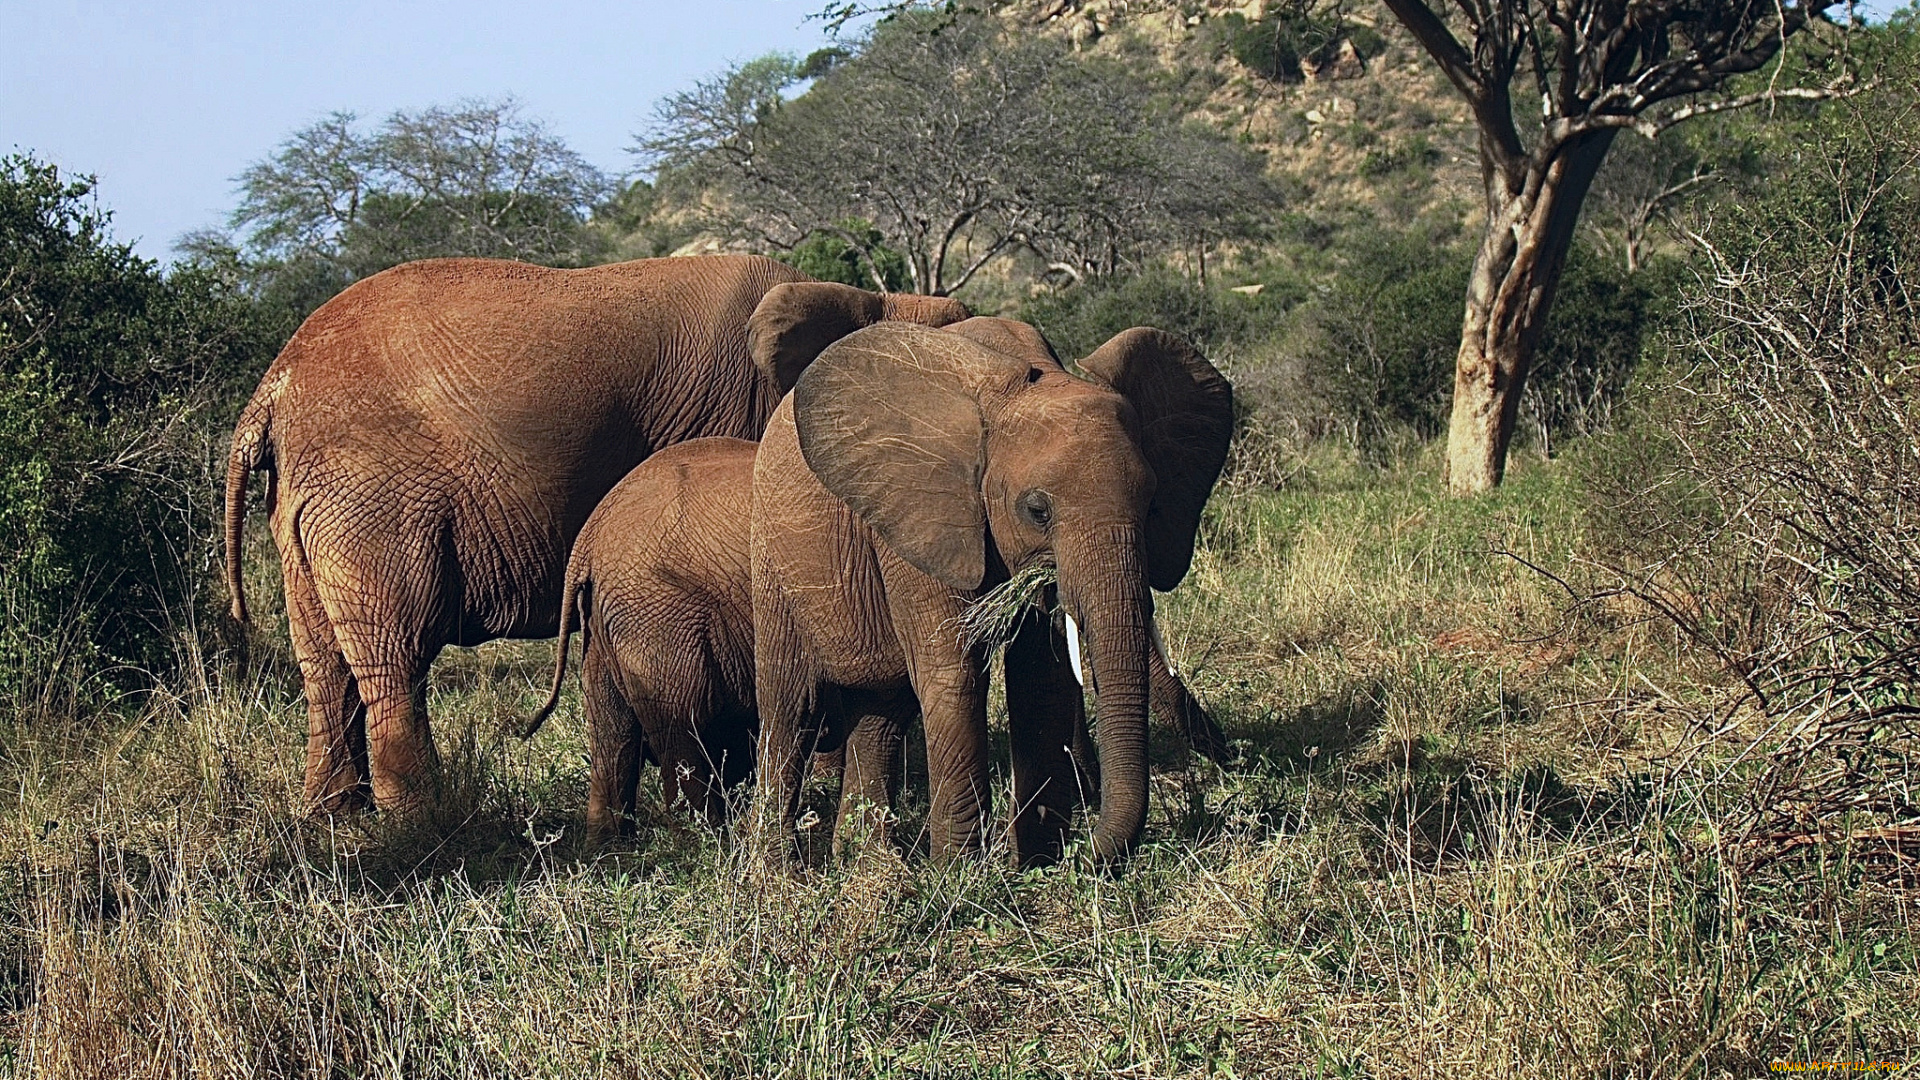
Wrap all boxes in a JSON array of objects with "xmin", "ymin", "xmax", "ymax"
[
  {"xmin": 222, "ymin": 254, "xmax": 966, "ymax": 814},
  {"xmin": 525, "ymin": 437, "xmax": 762, "ymax": 839},
  {"xmin": 751, "ymin": 318, "xmax": 1233, "ymax": 868}
]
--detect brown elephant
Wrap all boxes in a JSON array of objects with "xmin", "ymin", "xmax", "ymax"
[
  {"xmin": 521, "ymin": 437, "xmax": 761, "ymax": 838},
  {"xmin": 752, "ymin": 318, "xmax": 1233, "ymax": 866},
  {"xmin": 223, "ymin": 254, "xmax": 967, "ymax": 813}
]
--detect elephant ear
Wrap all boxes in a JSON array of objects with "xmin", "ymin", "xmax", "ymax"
[
  {"xmin": 1079, "ymin": 328, "xmax": 1234, "ymax": 591},
  {"xmin": 748, "ymin": 282, "xmax": 970, "ymax": 396},
  {"xmin": 793, "ymin": 323, "xmax": 1029, "ymax": 591},
  {"xmin": 748, "ymin": 282, "xmax": 888, "ymax": 396}
]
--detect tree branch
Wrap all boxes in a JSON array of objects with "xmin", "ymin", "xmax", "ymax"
[{"xmin": 1380, "ymin": 0, "xmax": 1485, "ymax": 101}]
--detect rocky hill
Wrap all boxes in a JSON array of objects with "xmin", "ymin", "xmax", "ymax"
[{"xmin": 1020, "ymin": 0, "xmax": 1484, "ymax": 264}]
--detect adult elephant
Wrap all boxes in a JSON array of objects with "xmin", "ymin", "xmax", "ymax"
[
  {"xmin": 752, "ymin": 320, "xmax": 1233, "ymax": 867},
  {"xmin": 223, "ymin": 254, "xmax": 967, "ymax": 814}
]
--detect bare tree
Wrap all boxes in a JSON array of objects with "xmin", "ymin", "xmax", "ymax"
[
  {"xmin": 1377, "ymin": 0, "xmax": 1848, "ymax": 492},
  {"xmin": 1583, "ymin": 131, "xmax": 1715, "ymax": 273},
  {"xmin": 643, "ymin": 11, "xmax": 1265, "ymax": 295}
]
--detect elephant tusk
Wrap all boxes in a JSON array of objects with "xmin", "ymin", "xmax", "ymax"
[
  {"xmin": 1149, "ymin": 616, "xmax": 1178, "ymax": 678},
  {"xmin": 1064, "ymin": 611, "xmax": 1086, "ymax": 688}
]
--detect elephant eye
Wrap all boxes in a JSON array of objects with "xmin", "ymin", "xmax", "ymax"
[{"xmin": 1019, "ymin": 489, "xmax": 1053, "ymax": 529}]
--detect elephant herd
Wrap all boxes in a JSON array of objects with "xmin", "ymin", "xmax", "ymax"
[{"xmin": 225, "ymin": 254, "xmax": 1234, "ymax": 867}]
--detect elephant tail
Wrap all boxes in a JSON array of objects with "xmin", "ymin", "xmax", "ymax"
[
  {"xmin": 522, "ymin": 564, "xmax": 589, "ymax": 740},
  {"xmin": 224, "ymin": 385, "xmax": 277, "ymax": 624}
]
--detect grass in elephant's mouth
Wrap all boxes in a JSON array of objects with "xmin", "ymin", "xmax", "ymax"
[
  {"xmin": 1, "ymin": 447, "xmax": 1914, "ymax": 1078},
  {"xmin": 956, "ymin": 560, "xmax": 1057, "ymax": 653}
]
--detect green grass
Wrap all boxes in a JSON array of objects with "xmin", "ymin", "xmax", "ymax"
[{"xmin": 1, "ymin": 447, "xmax": 1914, "ymax": 1078}]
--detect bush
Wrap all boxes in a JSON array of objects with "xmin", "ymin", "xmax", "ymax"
[
  {"xmin": 0, "ymin": 156, "xmax": 272, "ymax": 713},
  {"xmin": 1582, "ymin": 36, "xmax": 1920, "ymax": 866},
  {"xmin": 1212, "ymin": 2, "xmax": 1366, "ymax": 85},
  {"xmin": 776, "ymin": 221, "xmax": 909, "ymax": 292},
  {"xmin": 1358, "ymin": 135, "xmax": 1440, "ymax": 179},
  {"xmin": 1285, "ymin": 231, "xmax": 1662, "ymax": 459},
  {"xmin": 1300, "ymin": 230, "xmax": 1471, "ymax": 451},
  {"xmin": 1520, "ymin": 248, "xmax": 1679, "ymax": 453},
  {"xmin": 1018, "ymin": 266, "xmax": 1297, "ymax": 361}
]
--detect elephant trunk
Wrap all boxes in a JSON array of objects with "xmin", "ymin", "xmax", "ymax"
[{"xmin": 1060, "ymin": 526, "xmax": 1153, "ymax": 864}]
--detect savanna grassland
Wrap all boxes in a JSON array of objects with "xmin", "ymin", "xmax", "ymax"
[
  {"xmin": 7, "ymin": 2, "xmax": 1920, "ymax": 1075},
  {"xmin": 4, "ymin": 446, "xmax": 1912, "ymax": 1078}
]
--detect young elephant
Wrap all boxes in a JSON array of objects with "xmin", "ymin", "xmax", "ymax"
[
  {"xmin": 753, "ymin": 318, "xmax": 1234, "ymax": 867},
  {"xmin": 522, "ymin": 438, "xmax": 761, "ymax": 838}
]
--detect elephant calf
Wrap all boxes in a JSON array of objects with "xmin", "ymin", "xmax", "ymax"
[{"xmin": 522, "ymin": 438, "xmax": 760, "ymax": 838}]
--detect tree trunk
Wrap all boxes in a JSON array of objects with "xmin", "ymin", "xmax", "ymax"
[{"xmin": 1445, "ymin": 128, "xmax": 1616, "ymax": 494}]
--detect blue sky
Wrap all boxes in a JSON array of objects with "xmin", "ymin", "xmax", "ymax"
[
  {"xmin": 4, "ymin": 1, "xmax": 1903, "ymax": 264},
  {"xmin": 1, "ymin": 1, "xmax": 854, "ymax": 261}
]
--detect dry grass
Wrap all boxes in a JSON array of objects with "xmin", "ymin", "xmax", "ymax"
[{"xmin": 1, "ymin": 448, "xmax": 1914, "ymax": 1078}]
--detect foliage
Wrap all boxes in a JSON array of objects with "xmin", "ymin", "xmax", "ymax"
[
  {"xmin": 582, "ymin": 178, "xmax": 700, "ymax": 262},
  {"xmin": 1584, "ymin": 36, "xmax": 1920, "ymax": 860},
  {"xmin": 0, "ymin": 156, "xmax": 274, "ymax": 712},
  {"xmin": 1212, "ymin": 0, "xmax": 1375, "ymax": 84},
  {"xmin": 642, "ymin": 12, "xmax": 1270, "ymax": 295},
  {"xmin": 1378, "ymin": 0, "xmax": 1847, "ymax": 489},
  {"xmin": 776, "ymin": 221, "xmax": 910, "ymax": 292},
  {"xmin": 194, "ymin": 98, "xmax": 611, "ymax": 331},
  {"xmin": 1519, "ymin": 249, "xmax": 1678, "ymax": 451},
  {"xmin": 1302, "ymin": 230, "xmax": 1471, "ymax": 449},
  {"xmin": 1020, "ymin": 266, "xmax": 1296, "ymax": 361}
]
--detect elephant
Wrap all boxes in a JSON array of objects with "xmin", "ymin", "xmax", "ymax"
[
  {"xmin": 751, "ymin": 317, "xmax": 1233, "ymax": 866},
  {"xmin": 222, "ymin": 254, "xmax": 968, "ymax": 814},
  {"xmin": 521, "ymin": 437, "xmax": 761, "ymax": 839}
]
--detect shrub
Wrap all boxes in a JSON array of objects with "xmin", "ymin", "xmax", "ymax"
[
  {"xmin": 1582, "ymin": 38, "xmax": 1920, "ymax": 868},
  {"xmin": 777, "ymin": 221, "xmax": 909, "ymax": 292},
  {"xmin": 1357, "ymin": 135, "xmax": 1440, "ymax": 179},
  {"xmin": 1212, "ymin": 2, "xmax": 1366, "ymax": 85},
  {"xmin": 1018, "ymin": 266, "xmax": 1298, "ymax": 361},
  {"xmin": 1300, "ymin": 230, "xmax": 1471, "ymax": 452},
  {"xmin": 0, "ymin": 155, "xmax": 272, "ymax": 713},
  {"xmin": 1286, "ymin": 231, "xmax": 1662, "ymax": 459},
  {"xmin": 1519, "ymin": 248, "xmax": 1679, "ymax": 453}
]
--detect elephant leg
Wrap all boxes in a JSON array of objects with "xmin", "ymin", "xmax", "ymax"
[
  {"xmin": 810, "ymin": 742, "xmax": 847, "ymax": 785},
  {"xmin": 834, "ymin": 688, "xmax": 915, "ymax": 855},
  {"xmin": 303, "ymin": 523, "xmax": 448, "ymax": 814},
  {"xmin": 916, "ymin": 664, "xmax": 989, "ymax": 860},
  {"xmin": 583, "ymin": 636, "xmax": 646, "ymax": 840},
  {"xmin": 753, "ymin": 601, "xmax": 828, "ymax": 862},
  {"xmin": 282, "ymin": 546, "xmax": 370, "ymax": 814},
  {"xmin": 655, "ymin": 710, "xmax": 724, "ymax": 828},
  {"xmin": 1005, "ymin": 609, "xmax": 1088, "ymax": 868},
  {"xmin": 355, "ymin": 662, "xmax": 439, "ymax": 813},
  {"xmin": 888, "ymin": 595, "xmax": 989, "ymax": 860}
]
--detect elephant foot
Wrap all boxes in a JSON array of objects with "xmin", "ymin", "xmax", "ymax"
[{"xmin": 306, "ymin": 783, "xmax": 374, "ymax": 818}]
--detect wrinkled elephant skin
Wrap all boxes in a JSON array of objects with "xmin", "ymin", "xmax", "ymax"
[
  {"xmin": 224, "ymin": 255, "xmax": 966, "ymax": 814},
  {"xmin": 752, "ymin": 316, "xmax": 1233, "ymax": 867}
]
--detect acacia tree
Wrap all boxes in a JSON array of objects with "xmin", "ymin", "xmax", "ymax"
[
  {"xmin": 644, "ymin": 12, "xmax": 1265, "ymax": 295},
  {"xmin": 210, "ymin": 98, "xmax": 609, "ymax": 283},
  {"xmin": 1378, "ymin": 0, "xmax": 1845, "ymax": 492}
]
